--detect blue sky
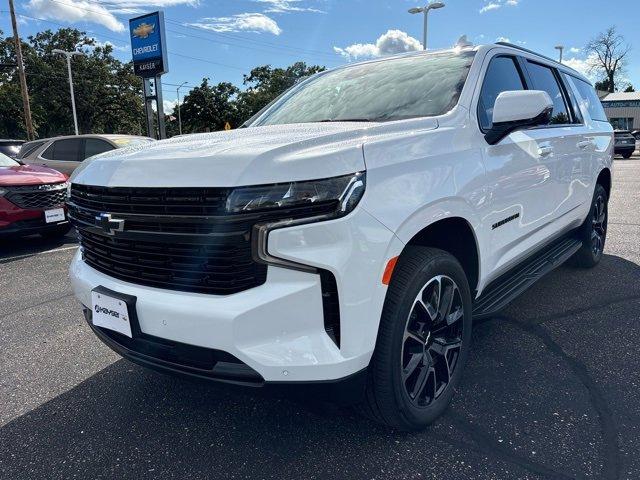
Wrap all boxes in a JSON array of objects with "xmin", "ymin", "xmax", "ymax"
[{"xmin": 2, "ymin": 0, "xmax": 639, "ymax": 111}]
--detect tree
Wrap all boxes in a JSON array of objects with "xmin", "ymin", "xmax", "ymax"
[
  {"xmin": 624, "ymin": 84, "xmax": 635, "ymax": 93},
  {"xmin": 585, "ymin": 26, "xmax": 631, "ymax": 93},
  {"xmin": 236, "ymin": 62, "xmax": 325, "ymax": 124},
  {"xmin": 0, "ymin": 28, "xmax": 145, "ymax": 139},
  {"xmin": 178, "ymin": 78, "xmax": 240, "ymax": 133}
]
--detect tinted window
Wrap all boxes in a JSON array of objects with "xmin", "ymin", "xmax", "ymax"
[
  {"xmin": 478, "ymin": 56, "xmax": 525, "ymax": 130},
  {"xmin": 84, "ymin": 139, "xmax": 114, "ymax": 159},
  {"xmin": 19, "ymin": 140, "xmax": 46, "ymax": 159},
  {"xmin": 41, "ymin": 143, "xmax": 55, "ymax": 160},
  {"xmin": 0, "ymin": 144, "xmax": 21, "ymax": 158},
  {"xmin": 256, "ymin": 51, "xmax": 476, "ymax": 125},
  {"xmin": 526, "ymin": 62, "xmax": 570, "ymax": 124},
  {"xmin": 570, "ymin": 77, "xmax": 608, "ymax": 122},
  {"xmin": 52, "ymin": 139, "xmax": 82, "ymax": 161}
]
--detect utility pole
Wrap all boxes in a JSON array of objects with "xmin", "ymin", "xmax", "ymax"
[
  {"xmin": 555, "ymin": 45, "xmax": 564, "ymax": 63},
  {"xmin": 176, "ymin": 82, "xmax": 187, "ymax": 136},
  {"xmin": 52, "ymin": 49, "xmax": 84, "ymax": 135},
  {"xmin": 8, "ymin": 0, "xmax": 35, "ymax": 140}
]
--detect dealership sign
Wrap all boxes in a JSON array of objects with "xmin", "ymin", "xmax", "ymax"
[
  {"xmin": 129, "ymin": 11, "xmax": 168, "ymax": 78},
  {"xmin": 602, "ymin": 100, "xmax": 640, "ymax": 108}
]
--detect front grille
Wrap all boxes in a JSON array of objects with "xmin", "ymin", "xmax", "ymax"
[
  {"xmin": 5, "ymin": 183, "xmax": 66, "ymax": 209},
  {"xmin": 68, "ymin": 184, "xmax": 337, "ymax": 295}
]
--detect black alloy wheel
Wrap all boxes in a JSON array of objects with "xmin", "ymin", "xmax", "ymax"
[{"xmin": 401, "ymin": 275, "xmax": 464, "ymax": 407}]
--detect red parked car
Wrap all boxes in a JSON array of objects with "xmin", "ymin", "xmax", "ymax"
[{"xmin": 0, "ymin": 151, "xmax": 70, "ymax": 238}]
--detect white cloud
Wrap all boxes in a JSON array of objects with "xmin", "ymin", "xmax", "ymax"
[
  {"xmin": 334, "ymin": 30, "xmax": 422, "ymax": 61},
  {"xmin": 569, "ymin": 47, "xmax": 581, "ymax": 54},
  {"xmin": 563, "ymin": 53, "xmax": 599, "ymax": 79},
  {"xmin": 254, "ymin": 0, "xmax": 324, "ymax": 13},
  {"xmin": 496, "ymin": 36, "xmax": 510, "ymax": 43},
  {"xmin": 26, "ymin": 0, "xmax": 199, "ymax": 32},
  {"xmin": 190, "ymin": 13, "xmax": 282, "ymax": 35},
  {"xmin": 27, "ymin": 0, "xmax": 125, "ymax": 31},
  {"xmin": 163, "ymin": 99, "xmax": 178, "ymax": 115},
  {"xmin": 480, "ymin": 0, "xmax": 519, "ymax": 13}
]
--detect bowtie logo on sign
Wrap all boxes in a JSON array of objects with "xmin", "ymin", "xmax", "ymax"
[{"xmin": 132, "ymin": 22, "xmax": 155, "ymax": 39}]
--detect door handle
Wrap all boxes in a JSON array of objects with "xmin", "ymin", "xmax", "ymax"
[
  {"xmin": 538, "ymin": 146, "xmax": 554, "ymax": 157},
  {"xmin": 576, "ymin": 140, "xmax": 593, "ymax": 149}
]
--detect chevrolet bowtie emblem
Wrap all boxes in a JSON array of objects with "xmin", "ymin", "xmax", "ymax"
[{"xmin": 95, "ymin": 213, "xmax": 125, "ymax": 235}]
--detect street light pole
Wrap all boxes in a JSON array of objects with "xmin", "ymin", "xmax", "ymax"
[
  {"xmin": 408, "ymin": 2, "xmax": 445, "ymax": 51},
  {"xmin": 52, "ymin": 49, "xmax": 84, "ymax": 135},
  {"xmin": 554, "ymin": 45, "xmax": 564, "ymax": 63},
  {"xmin": 176, "ymin": 82, "xmax": 187, "ymax": 136}
]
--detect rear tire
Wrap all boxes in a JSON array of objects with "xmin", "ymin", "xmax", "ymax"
[
  {"xmin": 622, "ymin": 152, "xmax": 633, "ymax": 159},
  {"xmin": 570, "ymin": 183, "xmax": 608, "ymax": 268},
  {"xmin": 358, "ymin": 247, "xmax": 473, "ymax": 431}
]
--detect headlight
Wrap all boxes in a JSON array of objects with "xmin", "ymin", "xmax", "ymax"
[
  {"xmin": 237, "ymin": 172, "xmax": 366, "ymax": 272},
  {"xmin": 226, "ymin": 172, "xmax": 365, "ymax": 217}
]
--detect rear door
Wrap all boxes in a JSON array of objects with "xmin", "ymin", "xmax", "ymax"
[
  {"xmin": 519, "ymin": 59, "xmax": 587, "ymax": 218},
  {"xmin": 39, "ymin": 138, "xmax": 83, "ymax": 175}
]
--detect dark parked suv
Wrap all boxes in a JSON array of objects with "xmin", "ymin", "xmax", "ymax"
[{"xmin": 614, "ymin": 130, "xmax": 636, "ymax": 158}]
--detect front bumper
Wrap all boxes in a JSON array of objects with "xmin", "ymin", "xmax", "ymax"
[
  {"xmin": 0, "ymin": 197, "xmax": 68, "ymax": 237},
  {"xmin": 70, "ymin": 207, "xmax": 404, "ymax": 383}
]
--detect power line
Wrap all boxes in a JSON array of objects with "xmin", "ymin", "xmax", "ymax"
[{"xmin": 40, "ymin": 0, "xmax": 339, "ymax": 63}]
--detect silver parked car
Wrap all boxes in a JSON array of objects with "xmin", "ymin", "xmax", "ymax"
[{"xmin": 18, "ymin": 134, "xmax": 154, "ymax": 175}]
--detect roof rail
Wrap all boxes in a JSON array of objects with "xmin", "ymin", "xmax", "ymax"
[{"xmin": 495, "ymin": 42, "xmax": 564, "ymax": 67}]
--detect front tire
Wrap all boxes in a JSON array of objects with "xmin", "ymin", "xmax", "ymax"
[
  {"xmin": 358, "ymin": 247, "xmax": 473, "ymax": 430},
  {"xmin": 571, "ymin": 183, "xmax": 608, "ymax": 268},
  {"xmin": 621, "ymin": 152, "xmax": 633, "ymax": 159}
]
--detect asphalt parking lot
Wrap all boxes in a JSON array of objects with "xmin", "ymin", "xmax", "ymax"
[{"xmin": 1, "ymin": 157, "xmax": 639, "ymax": 480}]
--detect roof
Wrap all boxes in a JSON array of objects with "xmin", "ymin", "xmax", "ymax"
[{"xmin": 601, "ymin": 92, "xmax": 640, "ymax": 102}]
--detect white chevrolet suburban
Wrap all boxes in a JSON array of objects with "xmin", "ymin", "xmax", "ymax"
[{"xmin": 68, "ymin": 42, "xmax": 613, "ymax": 430}]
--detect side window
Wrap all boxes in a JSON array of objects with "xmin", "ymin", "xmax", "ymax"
[
  {"xmin": 570, "ymin": 76, "xmax": 609, "ymax": 122},
  {"xmin": 84, "ymin": 139, "xmax": 114, "ymax": 159},
  {"xmin": 559, "ymin": 73, "xmax": 583, "ymax": 124},
  {"xmin": 525, "ymin": 61, "xmax": 571, "ymax": 124},
  {"xmin": 52, "ymin": 139, "xmax": 82, "ymax": 161},
  {"xmin": 41, "ymin": 143, "xmax": 56, "ymax": 160},
  {"xmin": 478, "ymin": 56, "xmax": 525, "ymax": 130}
]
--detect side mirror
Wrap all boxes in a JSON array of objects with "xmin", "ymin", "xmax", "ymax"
[{"xmin": 485, "ymin": 90, "xmax": 554, "ymax": 145}]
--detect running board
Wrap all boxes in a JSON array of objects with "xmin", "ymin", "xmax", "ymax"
[{"xmin": 473, "ymin": 236, "xmax": 582, "ymax": 319}]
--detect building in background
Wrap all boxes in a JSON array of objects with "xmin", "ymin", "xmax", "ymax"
[{"xmin": 601, "ymin": 92, "xmax": 640, "ymax": 131}]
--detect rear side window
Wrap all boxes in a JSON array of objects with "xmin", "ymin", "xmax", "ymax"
[
  {"xmin": 19, "ymin": 140, "xmax": 46, "ymax": 159},
  {"xmin": 525, "ymin": 61, "xmax": 570, "ymax": 124},
  {"xmin": 478, "ymin": 56, "xmax": 525, "ymax": 130},
  {"xmin": 43, "ymin": 139, "xmax": 83, "ymax": 161},
  {"xmin": 570, "ymin": 76, "xmax": 608, "ymax": 122},
  {"xmin": 84, "ymin": 139, "xmax": 114, "ymax": 159}
]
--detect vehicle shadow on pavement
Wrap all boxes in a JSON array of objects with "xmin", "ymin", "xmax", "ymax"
[
  {"xmin": 1, "ymin": 254, "xmax": 639, "ymax": 480},
  {"xmin": 0, "ymin": 231, "xmax": 77, "ymax": 260}
]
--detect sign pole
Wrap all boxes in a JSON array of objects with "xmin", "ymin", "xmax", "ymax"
[
  {"xmin": 142, "ymin": 78, "xmax": 155, "ymax": 138},
  {"xmin": 155, "ymin": 76, "xmax": 166, "ymax": 139}
]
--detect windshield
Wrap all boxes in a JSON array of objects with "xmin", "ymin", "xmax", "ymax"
[
  {"xmin": 254, "ymin": 50, "xmax": 475, "ymax": 126},
  {"xmin": 112, "ymin": 137, "xmax": 155, "ymax": 148},
  {"xmin": 0, "ymin": 152, "xmax": 19, "ymax": 167}
]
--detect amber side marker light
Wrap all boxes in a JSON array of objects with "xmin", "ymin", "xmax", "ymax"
[{"xmin": 382, "ymin": 256, "xmax": 399, "ymax": 285}]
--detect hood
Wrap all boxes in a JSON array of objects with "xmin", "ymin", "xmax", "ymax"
[
  {"xmin": 71, "ymin": 123, "xmax": 374, "ymax": 187},
  {"xmin": 0, "ymin": 163, "xmax": 67, "ymax": 186}
]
